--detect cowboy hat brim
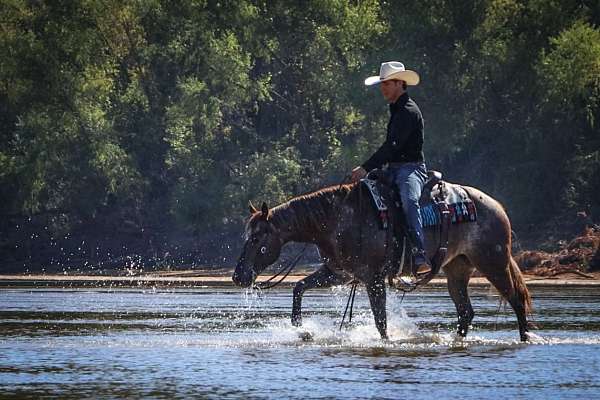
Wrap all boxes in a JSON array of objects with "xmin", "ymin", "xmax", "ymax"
[{"xmin": 364, "ymin": 70, "xmax": 420, "ymax": 86}]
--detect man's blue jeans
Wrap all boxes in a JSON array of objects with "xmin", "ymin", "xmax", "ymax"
[{"xmin": 389, "ymin": 162, "xmax": 428, "ymax": 265}]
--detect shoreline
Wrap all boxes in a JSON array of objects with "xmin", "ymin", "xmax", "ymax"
[{"xmin": 1, "ymin": 271, "xmax": 599, "ymax": 288}]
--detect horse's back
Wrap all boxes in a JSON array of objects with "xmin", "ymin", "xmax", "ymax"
[
  {"xmin": 428, "ymin": 183, "xmax": 512, "ymax": 261},
  {"xmin": 462, "ymin": 185, "xmax": 511, "ymax": 236}
]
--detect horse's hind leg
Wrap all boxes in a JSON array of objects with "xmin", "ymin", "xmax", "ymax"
[
  {"xmin": 292, "ymin": 265, "xmax": 344, "ymax": 327},
  {"xmin": 445, "ymin": 256, "xmax": 475, "ymax": 338},
  {"xmin": 471, "ymin": 254, "xmax": 532, "ymax": 341}
]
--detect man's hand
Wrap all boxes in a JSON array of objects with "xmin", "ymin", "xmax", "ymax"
[{"xmin": 350, "ymin": 166, "xmax": 367, "ymax": 182}]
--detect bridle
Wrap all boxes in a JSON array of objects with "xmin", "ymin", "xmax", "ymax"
[
  {"xmin": 251, "ymin": 173, "xmax": 351, "ymax": 291},
  {"xmin": 253, "ymin": 243, "xmax": 309, "ymax": 290}
]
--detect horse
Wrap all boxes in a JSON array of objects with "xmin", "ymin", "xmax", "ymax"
[{"xmin": 232, "ymin": 179, "xmax": 533, "ymax": 341}]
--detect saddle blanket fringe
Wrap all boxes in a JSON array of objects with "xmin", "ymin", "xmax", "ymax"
[
  {"xmin": 361, "ymin": 178, "xmax": 477, "ymax": 229},
  {"xmin": 420, "ymin": 201, "xmax": 477, "ymax": 228}
]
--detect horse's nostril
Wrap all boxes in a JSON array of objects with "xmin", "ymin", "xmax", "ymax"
[{"xmin": 232, "ymin": 270, "xmax": 250, "ymax": 287}]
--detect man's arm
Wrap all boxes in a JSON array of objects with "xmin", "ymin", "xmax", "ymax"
[
  {"xmin": 361, "ymin": 140, "xmax": 393, "ymax": 172},
  {"xmin": 361, "ymin": 110, "xmax": 413, "ymax": 172}
]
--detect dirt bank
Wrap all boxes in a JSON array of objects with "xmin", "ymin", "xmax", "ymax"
[
  {"xmin": 2, "ymin": 227, "xmax": 599, "ymax": 289},
  {"xmin": 1, "ymin": 270, "xmax": 600, "ymax": 289},
  {"xmin": 516, "ymin": 226, "xmax": 600, "ymax": 278}
]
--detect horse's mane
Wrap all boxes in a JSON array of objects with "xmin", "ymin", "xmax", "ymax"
[
  {"xmin": 272, "ymin": 183, "xmax": 354, "ymax": 229},
  {"xmin": 246, "ymin": 183, "xmax": 356, "ymax": 237}
]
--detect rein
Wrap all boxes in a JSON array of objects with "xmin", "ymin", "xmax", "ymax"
[
  {"xmin": 339, "ymin": 280, "xmax": 359, "ymax": 330},
  {"xmin": 254, "ymin": 244, "xmax": 309, "ymax": 290}
]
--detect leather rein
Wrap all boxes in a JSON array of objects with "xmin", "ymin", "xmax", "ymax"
[{"xmin": 253, "ymin": 244, "xmax": 309, "ymax": 290}]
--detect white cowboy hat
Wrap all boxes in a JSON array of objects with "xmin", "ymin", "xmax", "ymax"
[{"xmin": 364, "ymin": 61, "xmax": 420, "ymax": 86}]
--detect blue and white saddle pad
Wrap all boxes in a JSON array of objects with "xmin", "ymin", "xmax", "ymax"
[{"xmin": 362, "ymin": 179, "xmax": 477, "ymax": 228}]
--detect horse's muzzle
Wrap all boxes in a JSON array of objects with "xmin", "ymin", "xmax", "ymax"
[{"xmin": 232, "ymin": 263, "xmax": 255, "ymax": 288}]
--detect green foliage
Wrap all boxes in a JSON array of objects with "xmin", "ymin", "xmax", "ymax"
[
  {"xmin": 1, "ymin": 0, "xmax": 599, "ymax": 246},
  {"xmin": 536, "ymin": 22, "xmax": 600, "ymax": 215},
  {"xmin": 230, "ymin": 147, "xmax": 304, "ymax": 212},
  {"xmin": 538, "ymin": 22, "xmax": 600, "ymax": 125}
]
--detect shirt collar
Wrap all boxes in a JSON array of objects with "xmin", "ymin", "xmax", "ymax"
[{"xmin": 389, "ymin": 92, "xmax": 409, "ymax": 113}]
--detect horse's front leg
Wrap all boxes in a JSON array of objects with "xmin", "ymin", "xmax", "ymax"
[
  {"xmin": 366, "ymin": 275, "xmax": 388, "ymax": 340},
  {"xmin": 292, "ymin": 265, "xmax": 342, "ymax": 327}
]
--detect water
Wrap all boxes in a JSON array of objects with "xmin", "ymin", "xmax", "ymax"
[{"xmin": 1, "ymin": 285, "xmax": 600, "ymax": 399}]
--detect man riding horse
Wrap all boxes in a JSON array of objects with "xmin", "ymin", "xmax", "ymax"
[
  {"xmin": 233, "ymin": 60, "xmax": 533, "ymax": 342},
  {"xmin": 350, "ymin": 61, "xmax": 431, "ymax": 277}
]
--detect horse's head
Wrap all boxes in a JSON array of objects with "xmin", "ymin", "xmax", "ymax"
[{"xmin": 232, "ymin": 201, "xmax": 284, "ymax": 287}]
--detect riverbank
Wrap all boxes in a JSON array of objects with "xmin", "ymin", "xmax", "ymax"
[
  {"xmin": 1, "ymin": 270, "xmax": 599, "ymax": 288},
  {"xmin": 2, "ymin": 227, "xmax": 599, "ymax": 289}
]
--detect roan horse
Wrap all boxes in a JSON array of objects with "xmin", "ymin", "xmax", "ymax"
[{"xmin": 232, "ymin": 180, "xmax": 533, "ymax": 341}]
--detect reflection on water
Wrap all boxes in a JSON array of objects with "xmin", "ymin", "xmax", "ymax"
[{"xmin": 1, "ymin": 286, "xmax": 600, "ymax": 399}]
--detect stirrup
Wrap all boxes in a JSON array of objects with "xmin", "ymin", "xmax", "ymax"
[
  {"xmin": 399, "ymin": 276, "xmax": 417, "ymax": 288},
  {"xmin": 391, "ymin": 275, "xmax": 419, "ymax": 292},
  {"xmin": 415, "ymin": 263, "xmax": 432, "ymax": 275}
]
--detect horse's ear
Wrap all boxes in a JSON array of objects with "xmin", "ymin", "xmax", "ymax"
[
  {"xmin": 248, "ymin": 201, "xmax": 258, "ymax": 214},
  {"xmin": 261, "ymin": 202, "xmax": 269, "ymax": 216}
]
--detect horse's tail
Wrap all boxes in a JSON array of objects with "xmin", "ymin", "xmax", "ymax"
[{"xmin": 508, "ymin": 256, "xmax": 532, "ymax": 315}]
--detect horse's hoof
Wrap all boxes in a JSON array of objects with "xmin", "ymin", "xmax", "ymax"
[{"xmin": 298, "ymin": 331, "xmax": 313, "ymax": 341}]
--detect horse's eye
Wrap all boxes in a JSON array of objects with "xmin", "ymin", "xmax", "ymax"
[{"xmin": 260, "ymin": 246, "xmax": 267, "ymax": 254}]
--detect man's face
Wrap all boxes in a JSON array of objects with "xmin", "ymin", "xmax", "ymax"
[{"xmin": 380, "ymin": 80, "xmax": 403, "ymax": 103}]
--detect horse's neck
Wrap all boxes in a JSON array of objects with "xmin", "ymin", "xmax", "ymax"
[{"xmin": 271, "ymin": 189, "xmax": 343, "ymax": 244}]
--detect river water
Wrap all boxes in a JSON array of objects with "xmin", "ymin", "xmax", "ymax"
[{"xmin": 1, "ymin": 285, "xmax": 600, "ymax": 399}]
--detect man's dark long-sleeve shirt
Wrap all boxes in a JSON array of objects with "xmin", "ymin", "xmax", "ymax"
[{"xmin": 362, "ymin": 92, "xmax": 424, "ymax": 172}]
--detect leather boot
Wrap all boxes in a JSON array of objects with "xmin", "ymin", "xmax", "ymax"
[{"xmin": 406, "ymin": 229, "xmax": 431, "ymax": 276}]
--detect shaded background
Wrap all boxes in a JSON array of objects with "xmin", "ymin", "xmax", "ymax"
[{"xmin": 1, "ymin": 0, "xmax": 599, "ymax": 272}]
